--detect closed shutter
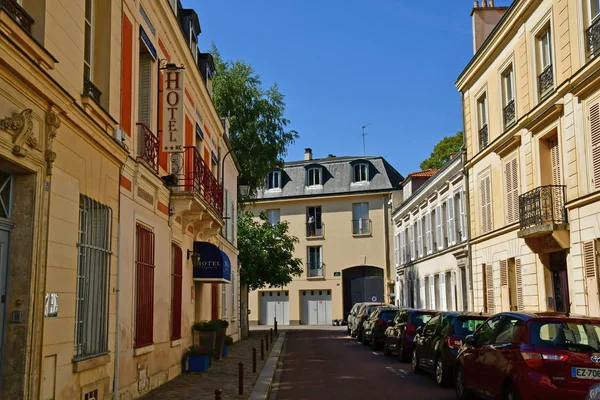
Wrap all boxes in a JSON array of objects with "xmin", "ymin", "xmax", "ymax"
[
  {"xmin": 171, "ymin": 244, "xmax": 182, "ymax": 340},
  {"xmin": 400, "ymin": 231, "xmax": 405, "ymax": 264},
  {"xmin": 485, "ymin": 264, "xmax": 495, "ymax": 314},
  {"xmin": 440, "ymin": 273, "xmax": 447, "ymax": 311},
  {"xmin": 480, "ymin": 175, "xmax": 492, "ymax": 234},
  {"xmin": 138, "ymin": 53, "xmax": 153, "ymax": 127},
  {"xmin": 590, "ymin": 100, "xmax": 600, "ymax": 190},
  {"xmin": 515, "ymin": 258, "xmax": 524, "ymax": 311},
  {"xmin": 135, "ymin": 224, "xmax": 155, "ymax": 348},
  {"xmin": 447, "ymin": 197, "xmax": 455, "ymax": 245},
  {"xmin": 459, "ymin": 191, "xmax": 467, "ymax": 240},
  {"xmin": 417, "ymin": 217, "xmax": 423, "ymax": 257},
  {"xmin": 436, "ymin": 205, "xmax": 443, "ymax": 250},
  {"xmin": 426, "ymin": 212, "xmax": 433, "ymax": 254},
  {"xmin": 584, "ymin": 241, "xmax": 600, "ymax": 316},
  {"xmin": 505, "ymin": 157, "xmax": 519, "ymax": 224},
  {"xmin": 500, "ymin": 260, "xmax": 508, "ymax": 287},
  {"xmin": 549, "ymin": 136, "xmax": 562, "ymax": 186},
  {"xmin": 410, "ymin": 224, "xmax": 415, "ymax": 260},
  {"xmin": 500, "ymin": 259, "xmax": 509, "ymax": 311}
]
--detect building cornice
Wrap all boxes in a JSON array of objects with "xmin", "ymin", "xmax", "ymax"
[{"xmin": 250, "ymin": 189, "xmax": 395, "ymax": 205}]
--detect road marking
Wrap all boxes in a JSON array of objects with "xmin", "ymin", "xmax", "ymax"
[
  {"xmin": 385, "ymin": 366, "xmax": 409, "ymax": 379},
  {"xmin": 372, "ymin": 352, "xmax": 379, "ymax": 356}
]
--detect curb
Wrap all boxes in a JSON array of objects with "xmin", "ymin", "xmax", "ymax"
[
  {"xmin": 266, "ymin": 333, "xmax": 287, "ymax": 400},
  {"xmin": 248, "ymin": 332, "xmax": 286, "ymax": 400}
]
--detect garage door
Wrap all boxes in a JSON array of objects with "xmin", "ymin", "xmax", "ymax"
[
  {"xmin": 259, "ymin": 291, "xmax": 289, "ymax": 325},
  {"xmin": 301, "ymin": 290, "xmax": 332, "ymax": 325}
]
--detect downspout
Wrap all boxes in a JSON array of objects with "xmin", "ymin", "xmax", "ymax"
[
  {"xmin": 383, "ymin": 193, "xmax": 392, "ymax": 303},
  {"xmin": 460, "ymin": 93, "xmax": 474, "ymax": 312},
  {"xmin": 113, "ymin": 162, "xmax": 125, "ymax": 400}
]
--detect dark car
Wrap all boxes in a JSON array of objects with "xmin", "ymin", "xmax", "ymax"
[
  {"xmin": 347, "ymin": 302, "xmax": 364, "ymax": 336},
  {"xmin": 363, "ymin": 306, "xmax": 399, "ymax": 350},
  {"xmin": 412, "ymin": 311, "xmax": 489, "ymax": 387},
  {"xmin": 383, "ymin": 308, "xmax": 437, "ymax": 361},
  {"xmin": 587, "ymin": 384, "xmax": 600, "ymax": 400},
  {"xmin": 355, "ymin": 302, "xmax": 390, "ymax": 342},
  {"xmin": 455, "ymin": 312, "xmax": 600, "ymax": 400}
]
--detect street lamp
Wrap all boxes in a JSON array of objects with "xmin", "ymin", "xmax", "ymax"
[{"xmin": 187, "ymin": 249, "xmax": 201, "ymax": 268}]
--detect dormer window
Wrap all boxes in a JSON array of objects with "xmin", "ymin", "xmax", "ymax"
[
  {"xmin": 307, "ymin": 167, "xmax": 322, "ymax": 187},
  {"xmin": 267, "ymin": 171, "xmax": 281, "ymax": 190},
  {"xmin": 353, "ymin": 163, "xmax": 368, "ymax": 183}
]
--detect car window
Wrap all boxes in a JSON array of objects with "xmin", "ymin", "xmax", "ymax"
[
  {"xmin": 379, "ymin": 310, "xmax": 398, "ymax": 321},
  {"xmin": 452, "ymin": 317, "xmax": 487, "ymax": 338},
  {"xmin": 475, "ymin": 316, "xmax": 503, "ymax": 345},
  {"xmin": 530, "ymin": 320, "xmax": 600, "ymax": 352},
  {"xmin": 440, "ymin": 316, "xmax": 453, "ymax": 336},
  {"xmin": 411, "ymin": 312, "xmax": 434, "ymax": 327},
  {"xmin": 494, "ymin": 317, "xmax": 522, "ymax": 344},
  {"xmin": 401, "ymin": 311, "xmax": 408, "ymax": 323},
  {"xmin": 423, "ymin": 315, "xmax": 441, "ymax": 335}
]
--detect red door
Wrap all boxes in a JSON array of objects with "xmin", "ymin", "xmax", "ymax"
[{"xmin": 211, "ymin": 284, "xmax": 219, "ymax": 320}]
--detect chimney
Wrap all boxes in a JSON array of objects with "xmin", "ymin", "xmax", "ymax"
[
  {"xmin": 304, "ymin": 148, "xmax": 313, "ymax": 161},
  {"xmin": 471, "ymin": 0, "xmax": 509, "ymax": 54}
]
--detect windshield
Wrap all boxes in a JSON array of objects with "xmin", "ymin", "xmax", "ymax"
[
  {"xmin": 530, "ymin": 321, "xmax": 600, "ymax": 352},
  {"xmin": 379, "ymin": 310, "xmax": 398, "ymax": 321},
  {"xmin": 410, "ymin": 313, "xmax": 433, "ymax": 327},
  {"xmin": 452, "ymin": 317, "xmax": 486, "ymax": 338}
]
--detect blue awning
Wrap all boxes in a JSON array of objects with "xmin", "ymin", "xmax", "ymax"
[{"xmin": 193, "ymin": 241, "xmax": 231, "ymax": 283}]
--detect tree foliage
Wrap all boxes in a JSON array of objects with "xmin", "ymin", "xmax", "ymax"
[
  {"xmin": 237, "ymin": 211, "xmax": 303, "ymax": 291},
  {"xmin": 210, "ymin": 44, "xmax": 298, "ymax": 199},
  {"xmin": 420, "ymin": 131, "xmax": 464, "ymax": 170}
]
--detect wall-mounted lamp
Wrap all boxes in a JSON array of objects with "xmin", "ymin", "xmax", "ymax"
[
  {"xmin": 187, "ymin": 250, "xmax": 201, "ymax": 268},
  {"xmin": 238, "ymin": 176, "xmax": 250, "ymax": 198}
]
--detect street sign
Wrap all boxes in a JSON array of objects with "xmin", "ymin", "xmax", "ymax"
[{"xmin": 371, "ymin": 296, "xmax": 377, "ymax": 301}]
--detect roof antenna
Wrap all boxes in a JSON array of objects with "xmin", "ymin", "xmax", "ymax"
[{"xmin": 361, "ymin": 122, "xmax": 372, "ymax": 156}]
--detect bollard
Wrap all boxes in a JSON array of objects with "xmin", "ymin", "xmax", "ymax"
[
  {"xmin": 275, "ymin": 318, "xmax": 278, "ymax": 334},
  {"xmin": 253, "ymin": 347, "xmax": 257, "ymax": 373},
  {"xmin": 238, "ymin": 362, "xmax": 244, "ymax": 395},
  {"xmin": 215, "ymin": 389, "xmax": 222, "ymax": 400},
  {"xmin": 265, "ymin": 333, "xmax": 269, "ymax": 351},
  {"xmin": 260, "ymin": 338, "xmax": 264, "ymax": 360},
  {"xmin": 270, "ymin": 328, "xmax": 273, "ymax": 343}
]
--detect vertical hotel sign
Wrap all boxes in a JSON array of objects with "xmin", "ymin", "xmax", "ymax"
[{"xmin": 163, "ymin": 69, "xmax": 185, "ymax": 152}]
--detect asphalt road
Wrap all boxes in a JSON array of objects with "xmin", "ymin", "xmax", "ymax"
[{"xmin": 273, "ymin": 328, "xmax": 456, "ymax": 400}]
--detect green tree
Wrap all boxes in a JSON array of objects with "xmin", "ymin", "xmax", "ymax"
[
  {"xmin": 420, "ymin": 131, "xmax": 464, "ymax": 170},
  {"xmin": 210, "ymin": 44, "xmax": 298, "ymax": 199},
  {"xmin": 237, "ymin": 211, "xmax": 303, "ymax": 291}
]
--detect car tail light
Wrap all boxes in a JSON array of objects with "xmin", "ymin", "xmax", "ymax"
[
  {"xmin": 542, "ymin": 354, "xmax": 569, "ymax": 362},
  {"xmin": 406, "ymin": 323, "xmax": 416, "ymax": 334},
  {"xmin": 521, "ymin": 352, "xmax": 569, "ymax": 369},
  {"xmin": 445, "ymin": 336, "xmax": 463, "ymax": 349}
]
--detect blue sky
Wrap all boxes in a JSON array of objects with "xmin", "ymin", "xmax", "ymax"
[{"xmin": 183, "ymin": 0, "xmax": 513, "ymax": 176}]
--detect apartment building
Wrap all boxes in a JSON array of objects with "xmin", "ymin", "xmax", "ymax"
[
  {"xmin": 392, "ymin": 157, "xmax": 470, "ymax": 312},
  {"xmin": 456, "ymin": 0, "xmax": 600, "ymax": 316},
  {"xmin": 248, "ymin": 149, "xmax": 403, "ymax": 326}
]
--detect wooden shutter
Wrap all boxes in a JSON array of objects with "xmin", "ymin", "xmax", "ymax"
[
  {"xmin": 430, "ymin": 276, "xmax": 436, "ymax": 309},
  {"xmin": 480, "ymin": 175, "xmax": 492, "ymax": 233},
  {"xmin": 410, "ymin": 224, "xmax": 415, "ymax": 260},
  {"xmin": 584, "ymin": 241, "xmax": 600, "ymax": 316},
  {"xmin": 135, "ymin": 224, "xmax": 155, "ymax": 348},
  {"xmin": 440, "ymin": 273, "xmax": 447, "ymax": 311},
  {"xmin": 436, "ymin": 205, "xmax": 443, "ymax": 250},
  {"xmin": 549, "ymin": 136, "xmax": 562, "ymax": 186},
  {"xmin": 138, "ymin": 53, "xmax": 153, "ymax": 127},
  {"xmin": 447, "ymin": 197, "xmax": 455, "ymax": 245},
  {"xmin": 499, "ymin": 259, "xmax": 509, "ymax": 311},
  {"xmin": 515, "ymin": 258, "xmax": 524, "ymax": 311},
  {"xmin": 171, "ymin": 244, "xmax": 182, "ymax": 341},
  {"xmin": 459, "ymin": 191, "xmax": 466, "ymax": 240},
  {"xmin": 590, "ymin": 100, "xmax": 600, "ymax": 190},
  {"xmin": 420, "ymin": 278, "xmax": 426, "ymax": 309},
  {"xmin": 505, "ymin": 157, "xmax": 519, "ymax": 224},
  {"xmin": 485, "ymin": 264, "xmax": 495, "ymax": 313},
  {"xmin": 426, "ymin": 212, "xmax": 433, "ymax": 254},
  {"xmin": 499, "ymin": 260, "xmax": 508, "ymax": 286}
]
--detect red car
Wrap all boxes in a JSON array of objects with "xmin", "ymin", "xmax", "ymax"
[
  {"xmin": 383, "ymin": 308, "xmax": 437, "ymax": 361},
  {"xmin": 455, "ymin": 312, "xmax": 600, "ymax": 400}
]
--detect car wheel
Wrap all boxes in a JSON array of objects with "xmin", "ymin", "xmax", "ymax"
[
  {"xmin": 383, "ymin": 342, "xmax": 391, "ymax": 356},
  {"xmin": 362, "ymin": 332, "xmax": 369, "ymax": 345},
  {"xmin": 503, "ymin": 383, "xmax": 520, "ymax": 400},
  {"xmin": 435, "ymin": 356, "xmax": 450, "ymax": 387},
  {"xmin": 455, "ymin": 365, "xmax": 473, "ymax": 400},
  {"xmin": 398, "ymin": 339, "xmax": 408, "ymax": 362},
  {"xmin": 412, "ymin": 349, "xmax": 420, "ymax": 373}
]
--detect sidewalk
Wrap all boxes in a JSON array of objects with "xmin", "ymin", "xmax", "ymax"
[{"xmin": 141, "ymin": 331, "xmax": 279, "ymax": 400}]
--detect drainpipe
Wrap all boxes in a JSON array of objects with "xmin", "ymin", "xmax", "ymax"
[
  {"xmin": 460, "ymin": 93, "xmax": 475, "ymax": 312},
  {"xmin": 113, "ymin": 162, "xmax": 125, "ymax": 400},
  {"xmin": 383, "ymin": 193, "xmax": 392, "ymax": 303}
]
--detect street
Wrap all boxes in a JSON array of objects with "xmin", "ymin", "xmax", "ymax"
[{"xmin": 274, "ymin": 328, "xmax": 455, "ymax": 400}]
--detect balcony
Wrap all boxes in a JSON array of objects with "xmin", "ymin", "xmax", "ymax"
[
  {"xmin": 136, "ymin": 123, "xmax": 158, "ymax": 174},
  {"xmin": 479, "ymin": 124, "xmax": 489, "ymax": 150},
  {"xmin": 307, "ymin": 262, "xmax": 324, "ymax": 278},
  {"xmin": 586, "ymin": 17, "xmax": 600, "ymax": 58},
  {"xmin": 518, "ymin": 185, "xmax": 569, "ymax": 254},
  {"xmin": 0, "ymin": 0, "xmax": 33, "ymax": 33},
  {"xmin": 538, "ymin": 64, "xmax": 554, "ymax": 98},
  {"xmin": 352, "ymin": 219, "xmax": 372, "ymax": 236},
  {"xmin": 503, "ymin": 99, "xmax": 516, "ymax": 129},
  {"xmin": 306, "ymin": 222, "xmax": 324, "ymax": 238},
  {"xmin": 83, "ymin": 77, "xmax": 102, "ymax": 104}
]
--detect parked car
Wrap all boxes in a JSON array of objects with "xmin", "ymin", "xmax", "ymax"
[
  {"xmin": 455, "ymin": 312, "xmax": 600, "ymax": 400},
  {"xmin": 347, "ymin": 302, "xmax": 364, "ymax": 336},
  {"xmin": 363, "ymin": 306, "xmax": 399, "ymax": 350},
  {"xmin": 412, "ymin": 311, "xmax": 489, "ymax": 387},
  {"xmin": 383, "ymin": 308, "xmax": 437, "ymax": 361},
  {"xmin": 354, "ymin": 302, "xmax": 390, "ymax": 342}
]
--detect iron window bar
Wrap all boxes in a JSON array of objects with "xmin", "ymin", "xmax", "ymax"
[
  {"xmin": 479, "ymin": 124, "xmax": 489, "ymax": 150},
  {"xmin": 352, "ymin": 219, "xmax": 372, "ymax": 235},
  {"xmin": 0, "ymin": 0, "xmax": 34, "ymax": 33},
  {"xmin": 503, "ymin": 99, "xmax": 516, "ymax": 129},
  {"xmin": 518, "ymin": 185, "xmax": 567, "ymax": 230},
  {"xmin": 83, "ymin": 77, "xmax": 102, "ymax": 104},
  {"xmin": 586, "ymin": 16, "xmax": 600, "ymax": 58},
  {"xmin": 538, "ymin": 64, "xmax": 554, "ymax": 98}
]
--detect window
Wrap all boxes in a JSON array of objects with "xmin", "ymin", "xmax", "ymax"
[
  {"xmin": 138, "ymin": 51, "xmax": 153, "ymax": 128},
  {"xmin": 352, "ymin": 202, "xmax": 370, "ymax": 235},
  {"xmin": 307, "ymin": 167, "xmax": 322, "ymax": 186},
  {"xmin": 84, "ymin": 0, "xmax": 94, "ymax": 81},
  {"xmin": 480, "ymin": 174, "xmax": 492, "ymax": 234},
  {"xmin": 74, "ymin": 195, "xmax": 112, "ymax": 360},
  {"xmin": 446, "ymin": 196, "xmax": 456, "ymax": 246},
  {"xmin": 307, "ymin": 246, "xmax": 323, "ymax": 277},
  {"xmin": 416, "ymin": 215, "xmax": 423, "ymax": 258},
  {"xmin": 475, "ymin": 315, "xmax": 503, "ymax": 345},
  {"xmin": 426, "ymin": 211, "xmax": 433, "ymax": 255},
  {"xmin": 410, "ymin": 224, "xmax": 415, "ymax": 260},
  {"xmin": 420, "ymin": 216, "xmax": 426, "ymax": 255},
  {"xmin": 353, "ymin": 163, "xmax": 368, "ymax": 183},
  {"xmin": 436, "ymin": 204, "xmax": 444, "ymax": 250},
  {"xmin": 455, "ymin": 190, "xmax": 466, "ymax": 241},
  {"xmin": 495, "ymin": 317, "xmax": 522, "ymax": 344},
  {"xmin": 266, "ymin": 171, "xmax": 281, "ymax": 190},
  {"xmin": 399, "ymin": 229, "xmax": 406, "ymax": 264},
  {"xmin": 135, "ymin": 224, "xmax": 155, "ymax": 348},
  {"xmin": 504, "ymin": 156, "xmax": 519, "ymax": 224},
  {"xmin": 221, "ymin": 283, "xmax": 227, "ymax": 318},
  {"xmin": 502, "ymin": 65, "xmax": 516, "ymax": 127},
  {"xmin": 537, "ymin": 28, "xmax": 554, "ymax": 97},
  {"xmin": 477, "ymin": 93, "xmax": 489, "ymax": 150},
  {"xmin": 267, "ymin": 209, "xmax": 280, "ymax": 225},
  {"xmin": 306, "ymin": 206, "xmax": 323, "ymax": 236},
  {"xmin": 423, "ymin": 315, "xmax": 440, "ymax": 336},
  {"xmin": 171, "ymin": 244, "xmax": 182, "ymax": 340},
  {"xmin": 394, "ymin": 232, "xmax": 400, "ymax": 265},
  {"xmin": 593, "ymin": 0, "xmax": 600, "ymax": 22}
]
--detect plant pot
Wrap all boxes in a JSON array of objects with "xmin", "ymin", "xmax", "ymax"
[
  {"xmin": 198, "ymin": 331, "xmax": 216, "ymax": 350},
  {"xmin": 214, "ymin": 328, "xmax": 226, "ymax": 360},
  {"xmin": 188, "ymin": 354, "xmax": 211, "ymax": 373},
  {"xmin": 222, "ymin": 344, "xmax": 228, "ymax": 358}
]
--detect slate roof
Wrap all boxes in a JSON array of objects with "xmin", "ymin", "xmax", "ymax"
[{"xmin": 254, "ymin": 155, "xmax": 404, "ymax": 201}]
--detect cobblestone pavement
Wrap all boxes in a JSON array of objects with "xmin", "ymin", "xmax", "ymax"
[
  {"xmin": 274, "ymin": 329, "xmax": 455, "ymax": 400},
  {"xmin": 142, "ymin": 330, "xmax": 278, "ymax": 400}
]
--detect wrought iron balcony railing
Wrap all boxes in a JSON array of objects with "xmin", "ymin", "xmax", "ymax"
[
  {"xmin": 307, "ymin": 262, "xmax": 324, "ymax": 277},
  {"xmin": 586, "ymin": 17, "xmax": 600, "ymax": 58},
  {"xmin": 83, "ymin": 78, "xmax": 102, "ymax": 104},
  {"xmin": 352, "ymin": 218, "xmax": 372, "ymax": 235},
  {"xmin": 519, "ymin": 185, "xmax": 567, "ymax": 230},
  {"xmin": 306, "ymin": 221, "xmax": 324, "ymax": 237},
  {"xmin": 0, "ymin": 0, "xmax": 34, "ymax": 33},
  {"xmin": 503, "ymin": 99, "xmax": 516, "ymax": 129},
  {"xmin": 538, "ymin": 64, "xmax": 554, "ymax": 98},
  {"xmin": 171, "ymin": 146, "xmax": 223, "ymax": 215},
  {"xmin": 479, "ymin": 124, "xmax": 489, "ymax": 150},
  {"xmin": 136, "ymin": 123, "xmax": 159, "ymax": 174}
]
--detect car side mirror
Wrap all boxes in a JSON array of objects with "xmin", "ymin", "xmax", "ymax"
[
  {"xmin": 465, "ymin": 334, "xmax": 476, "ymax": 346},
  {"xmin": 416, "ymin": 326, "xmax": 423, "ymax": 335}
]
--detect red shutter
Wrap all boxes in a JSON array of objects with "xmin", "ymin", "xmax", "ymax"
[
  {"xmin": 135, "ymin": 224, "xmax": 155, "ymax": 348},
  {"xmin": 171, "ymin": 244, "xmax": 183, "ymax": 340},
  {"xmin": 120, "ymin": 13, "xmax": 133, "ymax": 136},
  {"xmin": 158, "ymin": 72, "xmax": 168, "ymax": 171}
]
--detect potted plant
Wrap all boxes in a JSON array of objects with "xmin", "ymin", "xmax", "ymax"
[
  {"xmin": 214, "ymin": 319, "xmax": 229, "ymax": 360},
  {"xmin": 187, "ymin": 346, "xmax": 214, "ymax": 373},
  {"xmin": 192, "ymin": 320, "xmax": 219, "ymax": 351},
  {"xmin": 223, "ymin": 335, "xmax": 234, "ymax": 358}
]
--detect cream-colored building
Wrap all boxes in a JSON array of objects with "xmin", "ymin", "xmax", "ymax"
[
  {"xmin": 457, "ymin": 0, "xmax": 600, "ymax": 316},
  {"xmin": 248, "ymin": 149, "xmax": 403, "ymax": 326},
  {"xmin": 0, "ymin": 0, "xmax": 240, "ymax": 399},
  {"xmin": 393, "ymin": 157, "xmax": 471, "ymax": 312}
]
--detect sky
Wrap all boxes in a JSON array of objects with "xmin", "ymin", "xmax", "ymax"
[{"xmin": 183, "ymin": 0, "xmax": 513, "ymax": 177}]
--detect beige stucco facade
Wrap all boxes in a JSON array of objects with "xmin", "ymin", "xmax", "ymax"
[{"xmin": 457, "ymin": 0, "xmax": 600, "ymax": 317}]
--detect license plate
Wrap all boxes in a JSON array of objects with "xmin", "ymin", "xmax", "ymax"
[{"xmin": 572, "ymin": 367, "xmax": 600, "ymax": 379}]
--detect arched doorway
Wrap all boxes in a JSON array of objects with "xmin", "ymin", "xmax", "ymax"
[{"xmin": 342, "ymin": 266, "xmax": 384, "ymax": 320}]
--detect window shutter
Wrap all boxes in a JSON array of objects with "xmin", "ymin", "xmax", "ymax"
[
  {"xmin": 584, "ymin": 241, "xmax": 600, "ymax": 316},
  {"xmin": 440, "ymin": 273, "xmax": 447, "ymax": 311},
  {"xmin": 480, "ymin": 175, "xmax": 492, "ymax": 233},
  {"xmin": 447, "ymin": 197, "xmax": 455, "ymax": 245},
  {"xmin": 394, "ymin": 233, "xmax": 400, "ymax": 265},
  {"xmin": 499, "ymin": 260, "xmax": 508, "ymax": 287},
  {"xmin": 410, "ymin": 224, "xmax": 415, "ymax": 260},
  {"xmin": 138, "ymin": 53, "xmax": 153, "ymax": 127},
  {"xmin": 486, "ymin": 264, "xmax": 495, "ymax": 314},
  {"xmin": 505, "ymin": 157, "xmax": 519, "ymax": 224},
  {"xmin": 549, "ymin": 137, "xmax": 562, "ymax": 186},
  {"xmin": 426, "ymin": 212, "xmax": 433, "ymax": 254},
  {"xmin": 436, "ymin": 205, "xmax": 443, "ymax": 250},
  {"xmin": 515, "ymin": 258, "xmax": 524, "ymax": 311},
  {"xmin": 590, "ymin": 101, "xmax": 600, "ymax": 190},
  {"xmin": 430, "ymin": 276, "xmax": 436, "ymax": 309},
  {"xmin": 584, "ymin": 241, "xmax": 598, "ymax": 278},
  {"xmin": 459, "ymin": 191, "xmax": 466, "ymax": 240},
  {"xmin": 417, "ymin": 218, "xmax": 423, "ymax": 257},
  {"xmin": 420, "ymin": 278, "xmax": 426, "ymax": 309}
]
